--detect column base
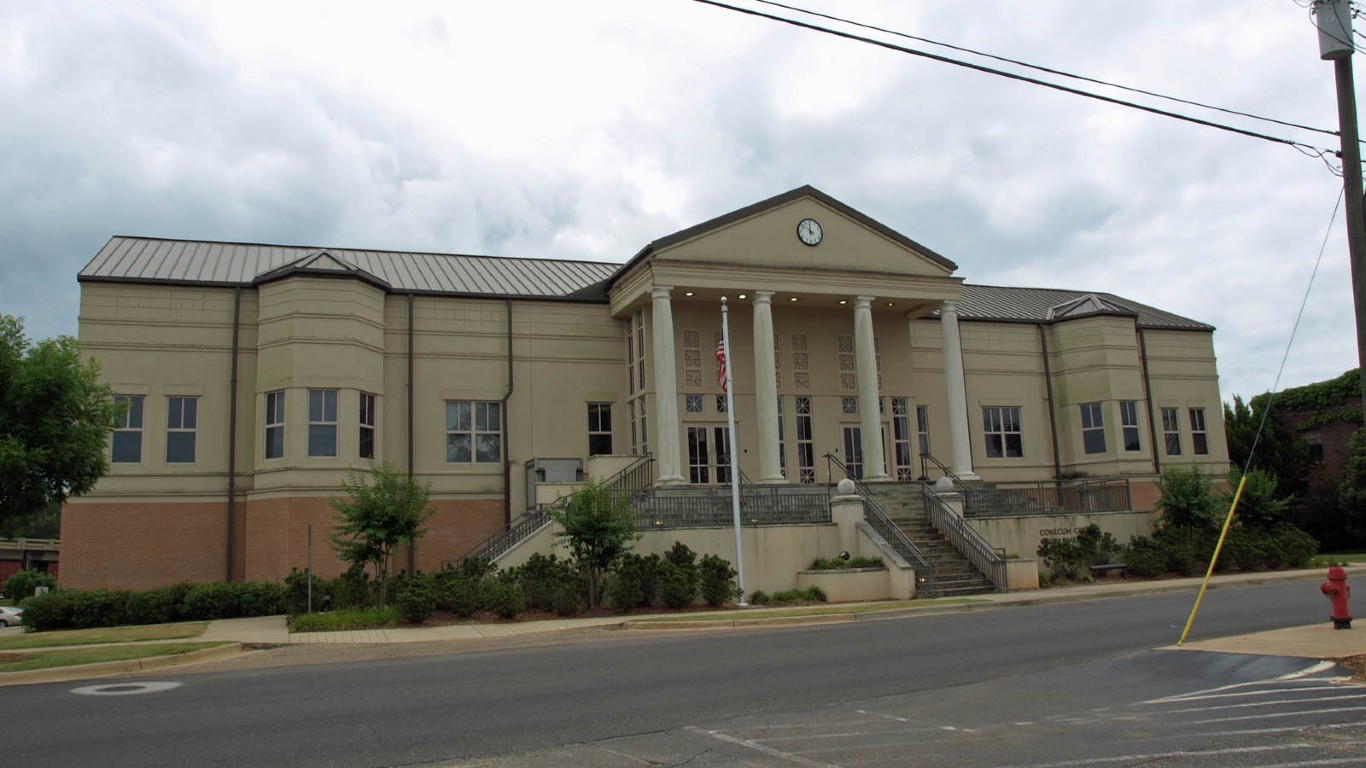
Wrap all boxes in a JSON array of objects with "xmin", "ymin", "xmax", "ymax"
[
  {"xmin": 952, "ymin": 472, "xmax": 980, "ymax": 482},
  {"xmin": 757, "ymin": 474, "xmax": 788, "ymax": 484},
  {"xmin": 657, "ymin": 475, "xmax": 688, "ymax": 486}
]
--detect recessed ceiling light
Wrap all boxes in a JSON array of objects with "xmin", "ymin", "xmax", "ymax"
[
  {"xmin": 886, "ymin": 301, "xmax": 895, "ymax": 307},
  {"xmin": 838, "ymin": 299, "xmax": 848, "ymax": 305},
  {"xmin": 789, "ymin": 297, "xmax": 799, "ymax": 302},
  {"xmin": 738, "ymin": 293, "xmax": 748, "ymax": 300},
  {"xmin": 684, "ymin": 291, "xmax": 694, "ymax": 297}
]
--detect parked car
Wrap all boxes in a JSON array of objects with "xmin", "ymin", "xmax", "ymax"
[{"xmin": 0, "ymin": 606, "xmax": 23, "ymax": 627}]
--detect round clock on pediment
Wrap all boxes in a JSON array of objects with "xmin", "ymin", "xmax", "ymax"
[{"xmin": 797, "ymin": 218, "xmax": 823, "ymax": 246}]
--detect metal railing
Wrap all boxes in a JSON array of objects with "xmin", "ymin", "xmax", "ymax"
[
  {"xmin": 634, "ymin": 485, "xmax": 831, "ymax": 529},
  {"xmin": 605, "ymin": 453, "xmax": 656, "ymax": 507},
  {"xmin": 824, "ymin": 453, "xmax": 937, "ymax": 591},
  {"xmin": 920, "ymin": 484, "xmax": 1008, "ymax": 593},
  {"xmin": 461, "ymin": 507, "xmax": 551, "ymax": 565},
  {"xmin": 1004, "ymin": 478, "xmax": 1132, "ymax": 514}
]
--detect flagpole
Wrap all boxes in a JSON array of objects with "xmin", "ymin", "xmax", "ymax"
[{"xmin": 720, "ymin": 297, "xmax": 747, "ymax": 606}]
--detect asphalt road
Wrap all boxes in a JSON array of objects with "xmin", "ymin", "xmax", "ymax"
[{"xmin": 1, "ymin": 578, "xmax": 1352, "ymax": 767}]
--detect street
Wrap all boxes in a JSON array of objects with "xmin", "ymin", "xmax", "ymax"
[{"xmin": 2, "ymin": 578, "xmax": 1360, "ymax": 767}]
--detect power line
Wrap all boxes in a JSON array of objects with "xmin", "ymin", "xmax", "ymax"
[
  {"xmin": 689, "ymin": 0, "xmax": 1342, "ymax": 159},
  {"xmin": 751, "ymin": 0, "xmax": 1341, "ymax": 141}
]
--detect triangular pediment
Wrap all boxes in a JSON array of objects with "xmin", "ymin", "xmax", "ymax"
[
  {"xmin": 252, "ymin": 249, "xmax": 391, "ymax": 290},
  {"xmin": 1046, "ymin": 293, "xmax": 1133, "ymax": 321},
  {"xmin": 630, "ymin": 186, "xmax": 957, "ymax": 278}
]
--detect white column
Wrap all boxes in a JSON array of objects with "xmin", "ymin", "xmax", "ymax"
[
  {"xmin": 940, "ymin": 300, "xmax": 978, "ymax": 481},
  {"xmin": 651, "ymin": 286, "xmax": 686, "ymax": 485},
  {"xmin": 751, "ymin": 291, "xmax": 784, "ymax": 483},
  {"xmin": 853, "ymin": 297, "xmax": 888, "ymax": 481}
]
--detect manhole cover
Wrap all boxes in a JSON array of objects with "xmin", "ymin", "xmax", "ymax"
[{"xmin": 71, "ymin": 681, "xmax": 182, "ymax": 696}]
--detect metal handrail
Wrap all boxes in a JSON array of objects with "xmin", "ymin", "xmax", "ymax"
[
  {"xmin": 920, "ymin": 484, "xmax": 1007, "ymax": 593},
  {"xmin": 918, "ymin": 452, "xmax": 963, "ymax": 485},
  {"xmin": 823, "ymin": 452, "xmax": 937, "ymax": 589},
  {"xmin": 605, "ymin": 453, "xmax": 656, "ymax": 506}
]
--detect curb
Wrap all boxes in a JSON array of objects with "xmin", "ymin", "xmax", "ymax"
[
  {"xmin": 622, "ymin": 613, "xmax": 855, "ymax": 631},
  {"xmin": 0, "ymin": 642, "xmax": 246, "ymax": 687}
]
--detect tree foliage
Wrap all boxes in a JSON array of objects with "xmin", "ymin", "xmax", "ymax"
[
  {"xmin": 1223, "ymin": 395, "xmax": 1309, "ymax": 498},
  {"xmin": 329, "ymin": 462, "xmax": 433, "ymax": 606},
  {"xmin": 1220, "ymin": 467, "xmax": 1291, "ymax": 530},
  {"xmin": 0, "ymin": 315, "xmax": 118, "ymax": 528},
  {"xmin": 1337, "ymin": 428, "xmax": 1366, "ymax": 548},
  {"xmin": 546, "ymin": 478, "xmax": 639, "ymax": 609},
  {"xmin": 1154, "ymin": 466, "xmax": 1218, "ymax": 530}
]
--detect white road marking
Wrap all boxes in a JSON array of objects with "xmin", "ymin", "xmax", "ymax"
[
  {"xmin": 71, "ymin": 681, "xmax": 183, "ymax": 696},
  {"xmin": 686, "ymin": 726, "xmax": 845, "ymax": 768}
]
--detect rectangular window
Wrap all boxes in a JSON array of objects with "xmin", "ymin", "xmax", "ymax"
[
  {"xmin": 359, "ymin": 393, "xmax": 376, "ymax": 460},
  {"xmin": 1120, "ymin": 400, "xmax": 1141, "ymax": 452},
  {"xmin": 1162, "ymin": 407, "xmax": 1181, "ymax": 456},
  {"xmin": 635, "ymin": 309, "xmax": 646, "ymax": 391},
  {"xmin": 628, "ymin": 399, "xmax": 638, "ymax": 455},
  {"xmin": 796, "ymin": 396, "xmax": 815, "ymax": 484},
  {"xmin": 308, "ymin": 389, "xmax": 338, "ymax": 457},
  {"xmin": 685, "ymin": 394, "xmax": 703, "ymax": 414},
  {"xmin": 982, "ymin": 406, "xmax": 1023, "ymax": 459},
  {"xmin": 715, "ymin": 394, "xmax": 728, "ymax": 414},
  {"xmin": 265, "ymin": 390, "xmax": 285, "ymax": 459},
  {"xmin": 916, "ymin": 405, "xmax": 931, "ymax": 456},
  {"xmin": 841, "ymin": 396, "xmax": 858, "ymax": 415},
  {"xmin": 112, "ymin": 395, "xmax": 144, "ymax": 463},
  {"xmin": 1080, "ymin": 402, "xmax": 1106, "ymax": 455},
  {"xmin": 842, "ymin": 426, "xmax": 864, "ymax": 479},
  {"xmin": 625, "ymin": 320, "xmax": 635, "ymax": 395},
  {"xmin": 1161, "ymin": 407, "xmax": 1182, "ymax": 455},
  {"xmin": 1189, "ymin": 408, "xmax": 1209, "ymax": 455},
  {"xmin": 588, "ymin": 403, "xmax": 613, "ymax": 456},
  {"xmin": 892, "ymin": 398, "xmax": 913, "ymax": 481},
  {"xmin": 446, "ymin": 401, "xmax": 502, "ymax": 463},
  {"xmin": 777, "ymin": 397, "xmax": 787, "ymax": 476},
  {"xmin": 166, "ymin": 396, "xmax": 197, "ymax": 463}
]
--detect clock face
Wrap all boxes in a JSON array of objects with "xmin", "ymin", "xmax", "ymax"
[{"xmin": 797, "ymin": 218, "xmax": 823, "ymax": 246}]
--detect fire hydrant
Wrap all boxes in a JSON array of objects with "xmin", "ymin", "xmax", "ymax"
[{"xmin": 1321, "ymin": 567, "xmax": 1352, "ymax": 630}]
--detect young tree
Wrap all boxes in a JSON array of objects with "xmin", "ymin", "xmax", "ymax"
[
  {"xmin": 0, "ymin": 315, "xmax": 119, "ymax": 529},
  {"xmin": 546, "ymin": 478, "xmax": 639, "ymax": 609},
  {"xmin": 329, "ymin": 462, "xmax": 433, "ymax": 606},
  {"xmin": 1154, "ymin": 466, "xmax": 1217, "ymax": 531},
  {"xmin": 1223, "ymin": 394, "xmax": 1308, "ymax": 498}
]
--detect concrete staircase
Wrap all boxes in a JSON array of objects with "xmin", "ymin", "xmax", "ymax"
[{"xmin": 863, "ymin": 483, "xmax": 998, "ymax": 597}]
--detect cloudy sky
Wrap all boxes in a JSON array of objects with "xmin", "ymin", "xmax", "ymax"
[{"xmin": 1, "ymin": 0, "xmax": 1358, "ymax": 402}]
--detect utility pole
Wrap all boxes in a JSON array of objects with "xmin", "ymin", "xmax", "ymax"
[{"xmin": 1315, "ymin": 0, "xmax": 1366, "ymax": 424}]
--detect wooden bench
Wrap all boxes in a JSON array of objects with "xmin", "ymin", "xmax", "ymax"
[{"xmin": 1088, "ymin": 563, "xmax": 1126, "ymax": 579}]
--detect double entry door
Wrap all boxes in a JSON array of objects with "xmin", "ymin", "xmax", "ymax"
[{"xmin": 686, "ymin": 425, "xmax": 732, "ymax": 484}]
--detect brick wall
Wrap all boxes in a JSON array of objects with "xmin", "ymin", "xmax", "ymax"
[{"xmin": 60, "ymin": 501, "xmax": 228, "ymax": 589}]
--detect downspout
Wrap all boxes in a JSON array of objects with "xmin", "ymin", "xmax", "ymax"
[
  {"xmin": 502, "ymin": 298, "xmax": 515, "ymax": 528},
  {"xmin": 407, "ymin": 293, "xmax": 416, "ymax": 574},
  {"xmin": 1038, "ymin": 323, "xmax": 1062, "ymax": 482},
  {"xmin": 1137, "ymin": 328, "xmax": 1160, "ymax": 476},
  {"xmin": 226, "ymin": 286, "xmax": 242, "ymax": 583}
]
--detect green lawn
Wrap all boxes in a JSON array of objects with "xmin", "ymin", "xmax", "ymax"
[
  {"xmin": 1313, "ymin": 553, "xmax": 1366, "ymax": 566},
  {"xmin": 0, "ymin": 642, "xmax": 229, "ymax": 674},
  {"xmin": 290, "ymin": 607, "xmax": 401, "ymax": 633},
  {"xmin": 0, "ymin": 622, "xmax": 208, "ymax": 651}
]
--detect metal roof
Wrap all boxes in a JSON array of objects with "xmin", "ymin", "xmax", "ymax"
[
  {"xmin": 78, "ymin": 238, "xmax": 1212, "ymax": 330},
  {"xmin": 957, "ymin": 284, "xmax": 1213, "ymax": 331},
  {"xmin": 79, "ymin": 237, "xmax": 619, "ymax": 300}
]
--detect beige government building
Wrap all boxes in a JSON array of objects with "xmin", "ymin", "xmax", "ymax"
[{"xmin": 62, "ymin": 186, "xmax": 1229, "ymax": 594}]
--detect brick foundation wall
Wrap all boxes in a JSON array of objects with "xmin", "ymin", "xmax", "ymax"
[
  {"xmin": 59, "ymin": 496, "xmax": 504, "ymax": 590},
  {"xmin": 60, "ymin": 501, "xmax": 229, "ymax": 590}
]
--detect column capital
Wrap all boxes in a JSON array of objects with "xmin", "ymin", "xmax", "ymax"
[
  {"xmin": 941, "ymin": 299, "xmax": 958, "ymax": 314},
  {"xmin": 854, "ymin": 296, "xmax": 874, "ymax": 309},
  {"xmin": 651, "ymin": 286, "xmax": 674, "ymax": 300},
  {"xmin": 752, "ymin": 290, "xmax": 774, "ymax": 304}
]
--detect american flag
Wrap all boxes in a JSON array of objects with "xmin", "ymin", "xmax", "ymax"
[{"xmin": 715, "ymin": 338, "xmax": 728, "ymax": 393}]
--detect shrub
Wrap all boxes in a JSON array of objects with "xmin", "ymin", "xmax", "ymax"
[
  {"xmin": 768, "ymin": 586, "xmax": 826, "ymax": 604},
  {"xmin": 70, "ymin": 590, "xmax": 130, "ymax": 629},
  {"xmin": 1156, "ymin": 467, "xmax": 1218, "ymax": 530},
  {"xmin": 182, "ymin": 583, "xmax": 241, "ymax": 620},
  {"xmin": 749, "ymin": 590, "xmax": 771, "ymax": 605},
  {"xmin": 659, "ymin": 542, "xmax": 699, "ymax": 609},
  {"xmin": 809, "ymin": 556, "xmax": 885, "ymax": 570},
  {"xmin": 19, "ymin": 590, "xmax": 74, "ymax": 631},
  {"xmin": 285, "ymin": 569, "xmax": 330, "ymax": 615},
  {"xmin": 239, "ymin": 582, "xmax": 287, "ymax": 616},
  {"xmin": 608, "ymin": 552, "xmax": 660, "ymax": 612},
  {"xmin": 1123, "ymin": 536, "xmax": 1167, "ymax": 578},
  {"xmin": 126, "ymin": 584, "xmax": 192, "ymax": 625},
  {"xmin": 699, "ymin": 554, "xmax": 740, "ymax": 607},
  {"xmin": 509, "ymin": 554, "xmax": 579, "ymax": 613},
  {"xmin": 396, "ymin": 574, "xmax": 437, "ymax": 623},
  {"xmin": 1274, "ymin": 526, "xmax": 1318, "ymax": 568},
  {"xmin": 4, "ymin": 569, "xmax": 57, "ymax": 600},
  {"xmin": 480, "ymin": 580, "xmax": 527, "ymax": 619}
]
